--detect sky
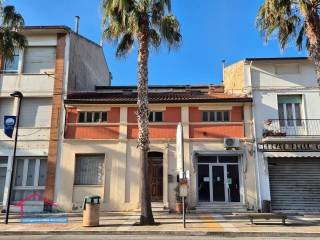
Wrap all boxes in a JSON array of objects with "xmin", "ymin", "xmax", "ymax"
[{"xmin": 6, "ymin": 0, "xmax": 308, "ymax": 86}]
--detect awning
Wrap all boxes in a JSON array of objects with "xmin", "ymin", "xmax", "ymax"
[{"xmin": 264, "ymin": 152, "xmax": 320, "ymax": 158}]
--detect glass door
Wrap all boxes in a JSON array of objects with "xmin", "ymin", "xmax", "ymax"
[
  {"xmin": 212, "ymin": 166, "xmax": 225, "ymax": 201},
  {"xmin": 198, "ymin": 165, "xmax": 210, "ymax": 202},
  {"xmin": 227, "ymin": 165, "xmax": 240, "ymax": 202}
]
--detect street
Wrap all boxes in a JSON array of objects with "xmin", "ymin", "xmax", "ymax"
[{"xmin": 0, "ymin": 236, "xmax": 319, "ymax": 240}]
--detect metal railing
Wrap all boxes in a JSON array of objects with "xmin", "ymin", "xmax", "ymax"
[{"xmin": 263, "ymin": 119, "xmax": 320, "ymax": 137}]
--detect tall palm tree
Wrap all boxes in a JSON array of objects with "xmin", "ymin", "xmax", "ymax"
[
  {"xmin": 0, "ymin": 5, "xmax": 27, "ymax": 68},
  {"xmin": 256, "ymin": 0, "xmax": 320, "ymax": 85},
  {"xmin": 101, "ymin": 0, "xmax": 181, "ymax": 225}
]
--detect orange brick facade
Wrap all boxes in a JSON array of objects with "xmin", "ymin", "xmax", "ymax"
[
  {"xmin": 44, "ymin": 34, "xmax": 66, "ymax": 201},
  {"xmin": 65, "ymin": 105, "xmax": 246, "ymax": 140}
]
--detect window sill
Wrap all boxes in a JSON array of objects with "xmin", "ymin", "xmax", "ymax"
[{"xmin": 74, "ymin": 185, "xmax": 104, "ymax": 187}]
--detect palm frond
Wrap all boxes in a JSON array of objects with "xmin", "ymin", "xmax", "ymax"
[
  {"xmin": 115, "ymin": 31, "xmax": 135, "ymax": 57},
  {"xmin": 159, "ymin": 15, "xmax": 181, "ymax": 49}
]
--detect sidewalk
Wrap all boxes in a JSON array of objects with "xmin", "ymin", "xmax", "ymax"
[{"xmin": 1, "ymin": 211, "xmax": 320, "ymax": 237}]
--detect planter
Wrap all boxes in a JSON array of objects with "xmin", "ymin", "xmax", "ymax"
[{"xmin": 175, "ymin": 202, "xmax": 183, "ymax": 213}]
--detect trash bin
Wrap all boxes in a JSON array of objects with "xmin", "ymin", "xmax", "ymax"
[
  {"xmin": 262, "ymin": 200, "xmax": 271, "ymax": 213},
  {"xmin": 82, "ymin": 195, "xmax": 101, "ymax": 227}
]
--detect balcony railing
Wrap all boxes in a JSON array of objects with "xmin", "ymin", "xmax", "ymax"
[{"xmin": 263, "ymin": 119, "xmax": 320, "ymax": 137}]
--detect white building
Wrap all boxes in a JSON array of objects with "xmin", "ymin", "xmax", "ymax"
[
  {"xmin": 0, "ymin": 26, "xmax": 110, "ymax": 211},
  {"xmin": 224, "ymin": 57, "xmax": 320, "ymax": 213}
]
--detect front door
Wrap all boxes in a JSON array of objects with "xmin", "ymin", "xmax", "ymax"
[
  {"xmin": 0, "ymin": 157, "xmax": 8, "ymax": 204},
  {"xmin": 212, "ymin": 166, "xmax": 225, "ymax": 201},
  {"xmin": 198, "ymin": 156, "xmax": 241, "ymax": 203},
  {"xmin": 148, "ymin": 152, "xmax": 163, "ymax": 202}
]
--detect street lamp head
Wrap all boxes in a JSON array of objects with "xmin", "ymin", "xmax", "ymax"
[{"xmin": 10, "ymin": 91, "xmax": 23, "ymax": 98}]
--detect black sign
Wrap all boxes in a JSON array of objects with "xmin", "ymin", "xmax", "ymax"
[{"xmin": 258, "ymin": 142, "xmax": 320, "ymax": 152}]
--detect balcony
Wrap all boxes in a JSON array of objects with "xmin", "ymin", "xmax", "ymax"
[{"xmin": 263, "ymin": 119, "xmax": 320, "ymax": 137}]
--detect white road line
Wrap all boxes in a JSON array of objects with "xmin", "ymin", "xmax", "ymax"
[{"xmin": 212, "ymin": 214, "xmax": 239, "ymax": 232}]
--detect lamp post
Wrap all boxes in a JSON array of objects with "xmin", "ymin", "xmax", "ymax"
[{"xmin": 4, "ymin": 91, "xmax": 23, "ymax": 224}]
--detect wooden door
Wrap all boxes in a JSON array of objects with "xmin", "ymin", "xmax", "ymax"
[{"xmin": 148, "ymin": 152, "xmax": 163, "ymax": 202}]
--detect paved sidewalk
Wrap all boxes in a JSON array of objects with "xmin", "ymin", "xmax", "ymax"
[{"xmin": 0, "ymin": 211, "xmax": 320, "ymax": 237}]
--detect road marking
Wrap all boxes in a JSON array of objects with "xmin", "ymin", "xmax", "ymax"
[
  {"xmin": 199, "ymin": 213, "xmax": 224, "ymax": 231},
  {"xmin": 212, "ymin": 214, "xmax": 239, "ymax": 232}
]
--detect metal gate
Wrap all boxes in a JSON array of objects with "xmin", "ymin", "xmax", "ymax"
[{"xmin": 268, "ymin": 158, "xmax": 320, "ymax": 212}]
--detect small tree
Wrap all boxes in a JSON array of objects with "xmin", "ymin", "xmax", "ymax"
[
  {"xmin": 101, "ymin": 0, "xmax": 181, "ymax": 225},
  {"xmin": 0, "ymin": 5, "xmax": 27, "ymax": 66},
  {"xmin": 256, "ymin": 0, "xmax": 320, "ymax": 86}
]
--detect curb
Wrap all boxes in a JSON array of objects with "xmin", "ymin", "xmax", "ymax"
[{"xmin": 1, "ymin": 230, "xmax": 320, "ymax": 237}]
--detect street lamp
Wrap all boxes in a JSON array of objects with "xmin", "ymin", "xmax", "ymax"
[{"xmin": 4, "ymin": 91, "xmax": 23, "ymax": 224}]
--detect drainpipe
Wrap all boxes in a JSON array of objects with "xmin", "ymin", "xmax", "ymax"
[{"xmin": 248, "ymin": 61, "xmax": 262, "ymax": 211}]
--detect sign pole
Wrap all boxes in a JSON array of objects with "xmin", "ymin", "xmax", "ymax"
[{"xmin": 5, "ymin": 91, "xmax": 23, "ymax": 224}]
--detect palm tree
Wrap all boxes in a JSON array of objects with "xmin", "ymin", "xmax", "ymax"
[
  {"xmin": 256, "ymin": 0, "xmax": 320, "ymax": 86},
  {"xmin": 101, "ymin": 0, "xmax": 181, "ymax": 225},
  {"xmin": 0, "ymin": 5, "xmax": 27, "ymax": 68}
]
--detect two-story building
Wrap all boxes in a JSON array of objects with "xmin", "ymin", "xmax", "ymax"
[
  {"xmin": 0, "ymin": 26, "xmax": 110, "ymax": 211},
  {"xmin": 57, "ymin": 85, "xmax": 256, "ymax": 212},
  {"xmin": 224, "ymin": 57, "xmax": 320, "ymax": 213}
]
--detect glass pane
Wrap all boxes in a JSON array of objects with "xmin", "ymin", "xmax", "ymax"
[
  {"xmin": 75, "ymin": 155, "xmax": 104, "ymax": 185},
  {"xmin": 294, "ymin": 103, "xmax": 302, "ymax": 126},
  {"xmin": 278, "ymin": 104, "xmax": 285, "ymax": 126},
  {"xmin": 198, "ymin": 156, "xmax": 217, "ymax": 163},
  {"xmin": 15, "ymin": 160, "xmax": 24, "ymax": 186},
  {"xmin": 155, "ymin": 112, "xmax": 163, "ymax": 122},
  {"xmin": 0, "ymin": 157, "xmax": 8, "ymax": 165},
  {"xmin": 93, "ymin": 112, "xmax": 100, "ymax": 122},
  {"xmin": 209, "ymin": 112, "xmax": 215, "ymax": 121},
  {"xmin": 26, "ymin": 159, "xmax": 36, "ymax": 186},
  {"xmin": 86, "ymin": 112, "xmax": 93, "ymax": 122},
  {"xmin": 286, "ymin": 104, "xmax": 294, "ymax": 126},
  {"xmin": 38, "ymin": 159, "xmax": 47, "ymax": 186},
  {"xmin": 198, "ymin": 165, "xmax": 210, "ymax": 202},
  {"xmin": 12, "ymin": 190, "xmax": 44, "ymax": 202},
  {"xmin": 101, "ymin": 112, "xmax": 107, "ymax": 122},
  {"xmin": 149, "ymin": 112, "xmax": 154, "ymax": 122},
  {"xmin": 216, "ymin": 112, "xmax": 222, "ymax": 121},
  {"xmin": 78, "ymin": 112, "xmax": 85, "ymax": 123},
  {"xmin": 218, "ymin": 156, "xmax": 239, "ymax": 163},
  {"xmin": 4, "ymin": 55, "xmax": 19, "ymax": 72},
  {"xmin": 227, "ymin": 165, "xmax": 240, "ymax": 202},
  {"xmin": 223, "ymin": 111, "xmax": 230, "ymax": 121},
  {"xmin": 212, "ymin": 166, "xmax": 225, "ymax": 201},
  {"xmin": 202, "ymin": 112, "xmax": 208, "ymax": 121}
]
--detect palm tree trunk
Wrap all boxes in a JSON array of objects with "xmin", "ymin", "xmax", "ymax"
[
  {"xmin": 137, "ymin": 18, "xmax": 155, "ymax": 225},
  {"xmin": 301, "ymin": 5, "xmax": 320, "ymax": 86}
]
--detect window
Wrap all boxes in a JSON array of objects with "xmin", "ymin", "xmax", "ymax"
[
  {"xmin": 3, "ymin": 53, "xmax": 19, "ymax": 73},
  {"xmin": 278, "ymin": 95, "xmax": 302, "ymax": 127},
  {"xmin": 78, "ymin": 112, "xmax": 108, "ymax": 123},
  {"xmin": 149, "ymin": 111, "xmax": 163, "ymax": 122},
  {"xmin": 20, "ymin": 98, "xmax": 52, "ymax": 127},
  {"xmin": 23, "ymin": 47, "xmax": 56, "ymax": 74},
  {"xmin": 74, "ymin": 154, "xmax": 104, "ymax": 185},
  {"xmin": 202, "ymin": 111, "xmax": 230, "ymax": 122},
  {"xmin": 12, "ymin": 158, "xmax": 47, "ymax": 202}
]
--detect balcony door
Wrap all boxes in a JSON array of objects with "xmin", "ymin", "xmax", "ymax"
[{"xmin": 278, "ymin": 95, "xmax": 304, "ymax": 136}]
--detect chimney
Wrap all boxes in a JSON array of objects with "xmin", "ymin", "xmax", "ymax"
[{"xmin": 75, "ymin": 16, "xmax": 80, "ymax": 34}]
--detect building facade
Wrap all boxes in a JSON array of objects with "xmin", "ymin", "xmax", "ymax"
[
  {"xmin": 57, "ymin": 85, "xmax": 256, "ymax": 212},
  {"xmin": 224, "ymin": 57, "xmax": 320, "ymax": 213},
  {"xmin": 0, "ymin": 26, "xmax": 110, "ymax": 211}
]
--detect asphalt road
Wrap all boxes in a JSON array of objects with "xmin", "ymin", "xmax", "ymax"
[{"xmin": 0, "ymin": 236, "xmax": 319, "ymax": 240}]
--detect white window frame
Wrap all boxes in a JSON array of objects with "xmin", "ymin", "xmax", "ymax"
[
  {"xmin": 13, "ymin": 158, "xmax": 46, "ymax": 191},
  {"xmin": 78, "ymin": 111, "xmax": 108, "ymax": 123},
  {"xmin": 149, "ymin": 111, "xmax": 163, "ymax": 122}
]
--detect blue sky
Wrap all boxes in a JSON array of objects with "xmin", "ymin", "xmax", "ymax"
[{"xmin": 6, "ymin": 0, "xmax": 308, "ymax": 86}]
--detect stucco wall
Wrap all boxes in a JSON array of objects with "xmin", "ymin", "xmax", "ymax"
[{"xmin": 67, "ymin": 32, "xmax": 110, "ymax": 92}]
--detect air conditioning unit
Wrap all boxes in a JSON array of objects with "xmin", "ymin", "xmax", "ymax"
[{"xmin": 224, "ymin": 138, "xmax": 240, "ymax": 149}]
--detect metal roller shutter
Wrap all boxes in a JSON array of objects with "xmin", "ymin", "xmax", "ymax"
[{"xmin": 268, "ymin": 158, "xmax": 320, "ymax": 212}]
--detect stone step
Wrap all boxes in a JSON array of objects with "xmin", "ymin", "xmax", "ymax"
[{"xmin": 193, "ymin": 203, "xmax": 247, "ymax": 213}]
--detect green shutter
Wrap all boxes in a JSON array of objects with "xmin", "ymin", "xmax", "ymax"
[{"xmin": 278, "ymin": 95, "xmax": 302, "ymax": 104}]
